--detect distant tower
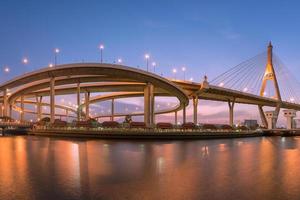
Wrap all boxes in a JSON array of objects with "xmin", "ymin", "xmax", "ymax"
[
  {"xmin": 259, "ymin": 42, "xmax": 281, "ymax": 100},
  {"xmin": 259, "ymin": 42, "xmax": 282, "ymax": 129}
]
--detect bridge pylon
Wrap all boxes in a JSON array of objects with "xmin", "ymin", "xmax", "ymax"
[{"xmin": 259, "ymin": 42, "xmax": 282, "ymax": 129}]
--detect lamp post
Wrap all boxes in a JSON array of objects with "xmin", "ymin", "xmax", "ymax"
[
  {"xmin": 145, "ymin": 54, "xmax": 150, "ymax": 71},
  {"xmin": 172, "ymin": 68, "xmax": 177, "ymax": 80},
  {"xmin": 99, "ymin": 44, "xmax": 104, "ymax": 63},
  {"xmin": 117, "ymin": 58, "xmax": 122, "ymax": 64},
  {"xmin": 181, "ymin": 66, "xmax": 186, "ymax": 80},
  {"xmin": 54, "ymin": 48, "xmax": 60, "ymax": 66}
]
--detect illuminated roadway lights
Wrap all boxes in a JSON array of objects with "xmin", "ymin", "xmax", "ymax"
[
  {"xmin": 290, "ymin": 97, "xmax": 295, "ymax": 103},
  {"xmin": 117, "ymin": 58, "xmax": 122, "ymax": 64},
  {"xmin": 54, "ymin": 48, "xmax": 60, "ymax": 66},
  {"xmin": 172, "ymin": 68, "xmax": 177, "ymax": 80},
  {"xmin": 144, "ymin": 54, "xmax": 150, "ymax": 71},
  {"xmin": 181, "ymin": 66, "xmax": 186, "ymax": 80},
  {"xmin": 243, "ymin": 87, "xmax": 248, "ymax": 92},
  {"xmin": 152, "ymin": 62, "xmax": 156, "ymax": 73},
  {"xmin": 99, "ymin": 44, "xmax": 104, "ymax": 63},
  {"xmin": 4, "ymin": 66, "xmax": 10, "ymax": 73},
  {"xmin": 49, "ymin": 63, "xmax": 54, "ymax": 68},
  {"xmin": 22, "ymin": 57, "xmax": 29, "ymax": 64},
  {"xmin": 219, "ymin": 82, "xmax": 224, "ymax": 87},
  {"xmin": 189, "ymin": 77, "xmax": 194, "ymax": 82}
]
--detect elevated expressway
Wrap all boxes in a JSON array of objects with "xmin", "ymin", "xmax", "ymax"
[{"xmin": 0, "ymin": 63, "xmax": 299, "ymax": 128}]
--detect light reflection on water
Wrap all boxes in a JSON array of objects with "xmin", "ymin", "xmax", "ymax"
[{"xmin": 0, "ymin": 136, "xmax": 300, "ymax": 200}]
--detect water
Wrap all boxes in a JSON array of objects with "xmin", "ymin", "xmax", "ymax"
[{"xmin": 0, "ymin": 136, "xmax": 300, "ymax": 200}]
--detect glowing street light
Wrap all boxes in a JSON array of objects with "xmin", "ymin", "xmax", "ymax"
[
  {"xmin": 145, "ymin": 54, "xmax": 150, "ymax": 71},
  {"xmin": 189, "ymin": 77, "xmax": 194, "ymax": 82},
  {"xmin": 219, "ymin": 82, "xmax": 224, "ymax": 87},
  {"xmin": 4, "ymin": 66, "xmax": 10, "ymax": 73},
  {"xmin": 49, "ymin": 63, "xmax": 53, "ymax": 68},
  {"xmin": 152, "ymin": 62, "xmax": 156, "ymax": 73},
  {"xmin": 172, "ymin": 68, "xmax": 177, "ymax": 79},
  {"xmin": 181, "ymin": 66, "xmax": 186, "ymax": 80},
  {"xmin": 117, "ymin": 58, "xmax": 122, "ymax": 64},
  {"xmin": 99, "ymin": 44, "xmax": 104, "ymax": 63},
  {"xmin": 22, "ymin": 57, "xmax": 29, "ymax": 64},
  {"xmin": 54, "ymin": 48, "xmax": 60, "ymax": 66}
]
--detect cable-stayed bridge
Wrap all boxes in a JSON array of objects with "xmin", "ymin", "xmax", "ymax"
[{"xmin": 0, "ymin": 42, "xmax": 299, "ymax": 131}]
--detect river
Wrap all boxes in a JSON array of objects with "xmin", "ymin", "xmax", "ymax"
[{"xmin": 0, "ymin": 136, "xmax": 300, "ymax": 200}]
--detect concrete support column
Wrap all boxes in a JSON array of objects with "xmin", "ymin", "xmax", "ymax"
[
  {"xmin": 66, "ymin": 109, "xmax": 69, "ymax": 122},
  {"xmin": 77, "ymin": 82, "xmax": 81, "ymax": 121},
  {"xmin": 144, "ymin": 83, "xmax": 154, "ymax": 127},
  {"xmin": 0, "ymin": 103, "xmax": 3, "ymax": 117},
  {"xmin": 258, "ymin": 106, "xmax": 268, "ymax": 128},
  {"xmin": 111, "ymin": 98, "xmax": 114, "ymax": 121},
  {"xmin": 20, "ymin": 96, "xmax": 24, "ymax": 122},
  {"xmin": 85, "ymin": 91, "xmax": 90, "ymax": 120},
  {"xmin": 150, "ymin": 85, "xmax": 155, "ymax": 125},
  {"xmin": 50, "ymin": 77, "xmax": 55, "ymax": 123},
  {"xmin": 9, "ymin": 105, "xmax": 12, "ymax": 118},
  {"xmin": 183, "ymin": 105, "xmax": 186, "ymax": 124},
  {"xmin": 36, "ymin": 96, "xmax": 43, "ymax": 121},
  {"xmin": 265, "ymin": 111, "xmax": 277, "ymax": 129},
  {"xmin": 3, "ymin": 89, "xmax": 8, "ymax": 117},
  {"xmin": 175, "ymin": 111, "xmax": 178, "ymax": 125},
  {"xmin": 283, "ymin": 109, "xmax": 297, "ymax": 129},
  {"xmin": 193, "ymin": 96, "xmax": 198, "ymax": 124},
  {"xmin": 228, "ymin": 100, "xmax": 235, "ymax": 127}
]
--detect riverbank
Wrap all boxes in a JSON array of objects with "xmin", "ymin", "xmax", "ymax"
[{"xmin": 29, "ymin": 129, "xmax": 263, "ymax": 139}]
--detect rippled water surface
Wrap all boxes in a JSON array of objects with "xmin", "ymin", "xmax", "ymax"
[{"xmin": 1, "ymin": 136, "xmax": 300, "ymax": 200}]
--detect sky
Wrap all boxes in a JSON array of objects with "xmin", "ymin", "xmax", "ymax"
[{"xmin": 1, "ymin": 0, "xmax": 300, "ymax": 125}]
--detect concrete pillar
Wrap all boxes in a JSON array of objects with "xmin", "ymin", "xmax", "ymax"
[
  {"xmin": 150, "ymin": 85, "xmax": 155, "ymax": 125},
  {"xmin": 9, "ymin": 105, "xmax": 12, "ymax": 118},
  {"xmin": 66, "ymin": 109, "xmax": 69, "ymax": 122},
  {"xmin": 265, "ymin": 111, "xmax": 277, "ymax": 129},
  {"xmin": 77, "ymin": 82, "xmax": 81, "ymax": 121},
  {"xmin": 20, "ymin": 96, "xmax": 24, "ymax": 122},
  {"xmin": 175, "ymin": 111, "xmax": 178, "ymax": 125},
  {"xmin": 50, "ymin": 77, "xmax": 55, "ymax": 123},
  {"xmin": 258, "ymin": 105, "xmax": 268, "ymax": 128},
  {"xmin": 85, "ymin": 91, "xmax": 90, "ymax": 120},
  {"xmin": 111, "ymin": 98, "xmax": 114, "ymax": 121},
  {"xmin": 0, "ymin": 103, "xmax": 2, "ymax": 117},
  {"xmin": 3, "ymin": 89, "xmax": 7, "ymax": 117},
  {"xmin": 283, "ymin": 109, "xmax": 297, "ymax": 129},
  {"xmin": 228, "ymin": 100, "xmax": 235, "ymax": 127},
  {"xmin": 183, "ymin": 105, "xmax": 186, "ymax": 124},
  {"xmin": 144, "ymin": 83, "xmax": 154, "ymax": 127},
  {"xmin": 193, "ymin": 96, "xmax": 198, "ymax": 124},
  {"xmin": 36, "ymin": 96, "xmax": 43, "ymax": 121}
]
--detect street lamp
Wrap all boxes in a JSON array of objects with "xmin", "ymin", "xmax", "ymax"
[
  {"xmin": 54, "ymin": 48, "xmax": 60, "ymax": 66},
  {"xmin": 117, "ymin": 58, "xmax": 122, "ymax": 64},
  {"xmin": 145, "ymin": 54, "xmax": 150, "ymax": 71},
  {"xmin": 152, "ymin": 62, "xmax": 156, "ymax": 73},
  {"xmin": 172, "ymin": 68, "xmax": 177, "ymax": 79},
  {"xmin": 22, "ymin": 57, "xmax": 29, "ymax": 64},
  {"xmin": 49, "ymin": 63, "xmax": 53, "ymax": 68},
  {"xmin": 4, "ymin": 66, "xmax": 10, "ymax": 73},
  {"xmin": 181, "ymin": 66, "xmax": 186, "ymax": 80},
  {"xmin": 189, "ymin": 77, "xmax": 193, "ymax": 81},
  {"xmin": 99, "ymin": 44, "xmax": 104, "ymax": 63}
]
